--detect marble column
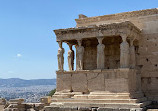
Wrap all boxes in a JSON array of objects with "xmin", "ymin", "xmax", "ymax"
[
  {"xmin": 129, "ymin": 40, "xmax": 136, "ymax": 68},
  {"xmin": 120, "ymin": 34, "xmax": 130, "ymax": 68},
  {"xmin": 97, "ymin": 37, "xmax": 105, "ymax": 69},
  {"xmin": 67, "ymin": 43, "xmax": 74, "ymax": 71},
  {"xmin": 57, "ymin": 41, "xmax": 65, "ymax": 71},
  {"xmin": 76, "ymin": 40, "xmax": 84, "ymax": 70}
]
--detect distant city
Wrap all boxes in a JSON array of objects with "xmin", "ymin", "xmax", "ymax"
[{"xmin": 0, "ymin": 78, "xmax": 56, "ymax": 102}]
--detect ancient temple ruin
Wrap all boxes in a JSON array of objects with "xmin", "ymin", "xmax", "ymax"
[{"xmin": 45, "ymin": 8, "xmax": 158, "ymax": 110}]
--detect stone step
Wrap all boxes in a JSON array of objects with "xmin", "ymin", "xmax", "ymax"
[
  {"xmin": 74, "ymin": 95, "xmax": 131, "ymax": 99},
  {"xmin": 52, "ymin": 93, "xmax": 144, "ymax": 101},
  {"xmin": 50, "ymin": 101, "xmax": 151, "ymax": 108},
  {"xmin": 89, "ymin": 92, "xmax": 143, "ymax": 97},
  {"xmin": 89, "ymin": 92, "xmax": 131, "ymax": 95},
  {"xmin": 52, "ymin": 95, "xmax": 71, "ymax": 99},
  {"xmin": 52, "ymin": 97, "xmax": 147, "ymax": 104},
  {"xmin": 73, "ymin": 94, "xmax": 145, "ymax": 100},
  {"xmin": 55, "ymin": 92, "xmax": 83, "ymax": 95}
]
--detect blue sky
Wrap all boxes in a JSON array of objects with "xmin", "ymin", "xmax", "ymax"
[{"xmin": 0, "ymin": 0, "xmax": 157, "ymax": 79}]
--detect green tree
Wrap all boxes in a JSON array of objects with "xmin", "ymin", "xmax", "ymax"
[{"xmin": 47, "ymin": 88, "xmax": 56, "ymax": 96}]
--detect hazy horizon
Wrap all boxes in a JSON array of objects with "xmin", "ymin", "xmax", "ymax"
[{"xmin": 0, "ymin": 78, "xmax": 56, "ymax": 80}]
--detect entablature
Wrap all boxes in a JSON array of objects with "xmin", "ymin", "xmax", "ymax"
[{"xmin": 54, "ymin": 21, "xmax": 141, "ymax": 43}]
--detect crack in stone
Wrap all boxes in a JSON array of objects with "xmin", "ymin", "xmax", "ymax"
[{"xmin": 87, "ymin": 73, "xmax": 100, "ymax": 81}]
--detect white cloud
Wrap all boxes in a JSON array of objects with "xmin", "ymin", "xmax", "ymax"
[{"xmin": 17, "ymin": 54, "xmax": 22, "ymax": 57}]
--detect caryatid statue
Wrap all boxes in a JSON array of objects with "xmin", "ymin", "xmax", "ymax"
[
  {"xmin": 57, "ymin": 41, "xmax": 65, "ymax": 71},
  {"xmin": 97, "ymin": 37, "xmax": 105, "ymax": 69},
  {"xmin": 120, "ymin": 34, "xmax": 130, "ymax": 68},
  {"xmin": 129, "ymin": 39, "xmax": 136, "ymax": 68},
  {"xmin": 76, "ymin": 40, "xmax": 84, "ymax": 70},
  {"xmin": 67, "ymin": 43, "xmax": 74, "ymax": 71}
]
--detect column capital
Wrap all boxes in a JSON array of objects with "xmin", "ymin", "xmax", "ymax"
[
  {"xmin": 76, "ymin": 38, "xmax": 82, "ymax": 41},
  {"xmin": 97, "ymin": 37, "xmax": 104, "ymax": 44},
  {"xmin": 120, "ymin": 34, "xmax": 128, "ymax": 42},
  {"xmin": 57, "ymin": 40, "xmax": 63, "ymax": 43},
  {"xmin": 77, "ymin": 39, "xmax": 82, "ymax": 46},
  {"xmin": 67, "ymin": 43, "xmax": 73, "ymax": 49},
  {"xmin": 75, "ymin": 45, "xmax": 78, "ymax": 49},
  {"xmin": 130, "ymin": 39, "xmax": 134, "ymax": 46},
  {"xmin": 98, "ymin": 30, "xmax": 103, "ymax": 36},
  {"xmin": 57, "ymin": 41, "xmax": 63, "ymax": 48}
]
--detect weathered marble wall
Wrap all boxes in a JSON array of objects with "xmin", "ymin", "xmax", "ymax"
[
  {"xmin": 56, "ymin": 69, "xmax": 138, "ymax": 94},
  {"xmin": 103, "ymin": 37, "xmax": 121, "ymax": 69},
  {"xmin": 134, "ymin": 15, "xmax": 158, "ymax": 101},
  {"xmin": 82, "ymin": 39, "xmax": 97, "ymax": 70}
]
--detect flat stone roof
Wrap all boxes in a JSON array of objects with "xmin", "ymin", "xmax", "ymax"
[{"xmin": 75, "ymin": 8, "xmax": 158, "ymax": 26}]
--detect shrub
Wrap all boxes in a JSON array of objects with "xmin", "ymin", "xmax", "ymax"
[{"xmin": 47, "ymin": 88, "xmax": 56, "ymax": 96}]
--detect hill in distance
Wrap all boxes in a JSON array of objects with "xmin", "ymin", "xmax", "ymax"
[{"xmin": 0, "ymin": 78, "xmax": 56, "ymax": 87}]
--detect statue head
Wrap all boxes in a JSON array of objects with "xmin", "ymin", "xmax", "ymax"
[
  {"xmin": 77, "ymin": 40, "xmax": 82, "ymax": 46},
  {"xmin": 120, "ymin": 34, "xmax": 127, "ymax": 42},
  {"xmin": 58, "ymin": 41, "xmax": 62, "ymax": 48},
  {"xmin": 97, "ymin": 37, "xmax": 103, "ymax": 44},
  {"xmin": 68, "ymin": 43, "xmax": 73, "ymax": 50}
]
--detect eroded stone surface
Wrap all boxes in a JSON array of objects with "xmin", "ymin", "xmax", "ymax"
[
  {"xmin": 87, "ymin": 73, "xmax": 104, "ymax": 92},
  {"xmin": 72, "ymin": 73, "xmax": 88, "ymax": 93},
  {"xmin": 56, "ymin": 73, "xmax": 72, "ymax": 92}
]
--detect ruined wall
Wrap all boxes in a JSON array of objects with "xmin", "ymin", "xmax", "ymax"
[{"xmin": 76, "ymin": 12, "xmax": 158, "ymax": 101}]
